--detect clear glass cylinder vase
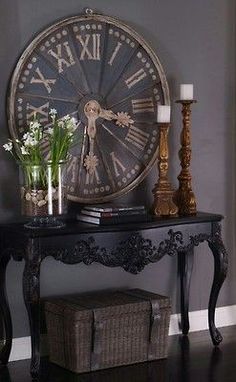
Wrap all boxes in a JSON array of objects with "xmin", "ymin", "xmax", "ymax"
[{"xmin": 19, "ymin": 161, "xmax": 68, "ymax": 228}]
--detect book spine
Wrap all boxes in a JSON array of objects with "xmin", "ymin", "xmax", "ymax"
[
  {"xmin": 99, "ymin": 215, "xmax": 147, "ymax": 225},
  {"xmin": 101, "ymin": 210, "xmax": 146, "ymax": 217},
  {"xmin": 84, "ymin": 206, "xmax": 145, "ymax": 213},
  {"xmin": 81, "ymin": 209, "xmax": 146, "ymax": 218},
  {"xmin": 77, "ymin": 214, "xmax": 148, "ymax": 225},
  {"xmin": 77, "ymin": 215, "xmax": 99, "ymax": 224}
]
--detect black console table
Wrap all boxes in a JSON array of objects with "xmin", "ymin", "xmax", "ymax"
[{"xmin": 0, "ymin": 213, "xmax": 228, "ymax": 379}]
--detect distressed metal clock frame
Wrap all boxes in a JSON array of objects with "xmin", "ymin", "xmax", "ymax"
[{"xmin": 8, "ymin": 11, "xmax": 170, "ymax": 203}]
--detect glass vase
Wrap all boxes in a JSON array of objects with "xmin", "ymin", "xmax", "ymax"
[{"xmin": 19, "ymin": 161, "xmax": 68, "ymax": 229}]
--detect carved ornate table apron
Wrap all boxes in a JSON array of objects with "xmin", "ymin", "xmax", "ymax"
[{"xmin": 0, "ymin": 213, "xmax": 228, "ymax": 378}]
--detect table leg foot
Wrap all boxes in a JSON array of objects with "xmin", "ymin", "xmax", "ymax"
[
  {"xmin": 178, "ymin": 248, "xmax": 194, "ymax": 335},
  {"xmin": 23, "ymin": 256, "xmax": 41, "ymax": 378},
  {"xmin": 208, "ymin": 223, "xmax": 228, "ymax": 346},
  {"xmin": 0, "ymin": 253, "xmax": 12, "ymax": 365}
]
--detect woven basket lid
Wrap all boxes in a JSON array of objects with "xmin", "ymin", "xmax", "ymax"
[{"xmin": 44, "ymin": 289, "xmax": 170, "ymax": 321}]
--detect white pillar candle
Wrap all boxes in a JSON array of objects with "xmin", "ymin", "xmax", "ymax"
[
  {"xmin": 180, "ymin": 84, "xmax": 194, "ymax": 100},
  {"xmin": 157, "ymin": 105, "xmax": 171, "ymax": 123}
]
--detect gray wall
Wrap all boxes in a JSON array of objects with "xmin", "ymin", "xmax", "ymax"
[{"xmin": 0, "ymin": 0, "xmax": 235, "ymax": 338}]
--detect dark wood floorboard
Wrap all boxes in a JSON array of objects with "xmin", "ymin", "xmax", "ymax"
[{"xmin": 1, "ymin": 326, "xmax": 236, "ymax": 382}]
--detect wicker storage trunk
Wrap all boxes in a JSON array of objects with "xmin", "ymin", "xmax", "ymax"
[{"xmin": 45, "ymin": 289, "xmax": 171, "ymax": 374}]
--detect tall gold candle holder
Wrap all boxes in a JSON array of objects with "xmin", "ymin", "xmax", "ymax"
[
  {"xmin": 152, "ymin": 123, "xmax": 178, "ymax": 217},
  {"xmin": 175, "ymin": 100, "xmax": 197, "ymax": 215}
]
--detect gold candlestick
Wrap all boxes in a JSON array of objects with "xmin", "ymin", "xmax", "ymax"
[
  {"xmin": 152, "ymin": 123, "xmax": 178, "ymax": 217},
  {"xmin": 175, "ymin": 100, "xmax": 197, "ymax": 215}
]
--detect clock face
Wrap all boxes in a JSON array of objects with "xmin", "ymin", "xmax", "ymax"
[{"xmin": 8, "ymin": 12, "xmax": 169, "ymax": 203}]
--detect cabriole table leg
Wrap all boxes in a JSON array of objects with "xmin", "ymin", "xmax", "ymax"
[
  {"xmin": 208, "ymin": 223, "xmax": 228, "ymax": 345},
  {"xmin": 23, "ymin": 255, "xmax": 41, "ymax": 379},
  {"xmin": 0, "ymin": 253, "xmax": 12, "ymax": 365},
  {"xmin": 178, "ymin": 248, "xmax": 194, "ymax": 335}
]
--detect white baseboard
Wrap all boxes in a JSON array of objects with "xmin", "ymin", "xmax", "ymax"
[
  {"xmin": 169, "ymin": 304, "xmax": 236, "ymax": 335},
  {"xmin": 9, "ymin": 337, "xmax": 32, "ymax": 362},
  {"xmin": 8, "ymin": 304, "xmax": 236, "ymax": 362}
]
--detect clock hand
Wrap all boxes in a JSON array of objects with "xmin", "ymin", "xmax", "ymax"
[
  {"xmin": 99, "ymin": 108, "xmax": 117, "ymax": 121},
  {"xmin": 100, "ymin": 108, "xmax": 134, "ymax": 128},
  {"xmin": 84, "ymin": 101, "xmax": 100, "ymax": 175},
  {"xmin": 87, "ymin": 114, "xmax": 96, "ymax": 154},
  {"xmin": 83, "ymin": 100, "xmax": 135, "ymax": 176}
]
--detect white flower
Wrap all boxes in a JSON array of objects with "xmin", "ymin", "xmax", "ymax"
[
  {"xmin": 15, "ymin": 139, "xmax": 20, "ymax": 143},
  {"xmin": 30, "ymin": 121, "xmax": 41, "ymax": 130},
  {"xmin": 21, "ymin": 146, "xmax": 29, "ymax": 155},
  {"xmin": 24, "ymin": 136, "xmax": 38, "ymax": 147},
  {"xmin": 3, "ymin": 142, "xmax": 13, "ymax": 151},
  {"xmin": 47, "ymin": 128, "xmax": 54, "ymax": 135},
  {"xmin": 62, "ymin": 114, "xmax": 71, "ymax": 122},
  {"xmin": 49, "ymin": 108, "xmax": 57, "ymax": 116},
  {"xmin": 67, "ymin": 118, "xmax": 77, "ymax": 133},
  {"xmin": 23, "ymin": 132, "xmax": 31, "ymax": 141},
  {"xmin": 23, "ymin": 132, "xmax": 38, "ymax": 146},
  {"xmin": 71, "ymin": 117, "xmax": 77, "ymax": 126}
]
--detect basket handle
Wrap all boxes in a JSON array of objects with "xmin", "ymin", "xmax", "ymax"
[
  {"xmin": 122, "ymin": 290, "xmax": 161, "ymax": 343},
  {"xmin": 149, "ymin": 300, "xmax": 161, "ymax": 342},
  {"xmin": 90, "ymin": 310, "xmax": 104, "ymax": 371}
]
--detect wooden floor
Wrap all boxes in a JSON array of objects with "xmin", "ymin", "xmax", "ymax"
[{"xmin": 0, "ymin": 326, "xmax": 236, "ymax": 382}]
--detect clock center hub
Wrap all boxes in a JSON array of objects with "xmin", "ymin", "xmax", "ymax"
[
  {"xmin": 78, "ymin": 94, "xmax": 105, "ymax": 125},
  {"xmin": 84, "ymin": 100, "xmax": 101, "ymax": 120}
]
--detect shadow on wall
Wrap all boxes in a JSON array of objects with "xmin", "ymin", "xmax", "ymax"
[{"xmin": 0, "ymin": 0, "xmax": 22, "ymax": 220}]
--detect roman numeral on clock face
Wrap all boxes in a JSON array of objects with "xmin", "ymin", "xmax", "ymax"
[
  {"xmin": 76, "ymin": 34, "xmax": 101, "ymax": 60},
  {"xmin": 125, "ymin": 68, "xmax": 147, "ymax": 89},
  {"xmin": 30, "ymin": 67, "xmax": 56, "ymax": 94},
  {"xmin": 108, "ymin": 42, "xmax": 122, "ymax": 66},
  {"xmin": 125, "ymin": 125, "xmax": 150, "ymax": 150},
  {"xmin": 48, "ymin": 42, "xmax": 75, "ymax": 73},
  {"xmin": 85, "ymin": 168, "xmax": 100, "ymax": 185},
  {"xmin": 132, "ymin": 98, "xmax": 154, "ymax": 114},
  {"xmin": 67, "ymin": 155, "xmax": 78, "ymax": 183},
  {"xmin": 110, "ymin": 152, "xmax": 126, "ymax": 177},
  {"xmin": 26, "ymin": 102, "xmax": 49, "ymax": 123}
]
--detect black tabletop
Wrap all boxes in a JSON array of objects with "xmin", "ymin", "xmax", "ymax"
[{"xmin": 0, "ymin": 212, "xmax": 223, "ymax": 238}]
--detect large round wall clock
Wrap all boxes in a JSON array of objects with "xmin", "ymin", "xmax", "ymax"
[{"xmin": 8, "ymin": 9, "xmax": 170, "ymax": 203}]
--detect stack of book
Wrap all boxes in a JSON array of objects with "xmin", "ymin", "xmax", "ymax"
[{"xmin": 77, "ymin": 204, "xmax": 147, "ymax": 225}]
